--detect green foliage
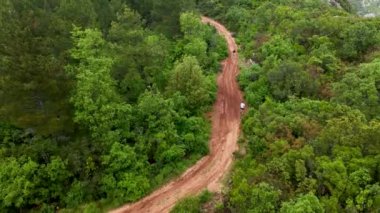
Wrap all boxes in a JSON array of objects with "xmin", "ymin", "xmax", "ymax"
[
  {"xmin": 238, "ymin": 64, "xmax": 270, "ymax": 107},
  {"xmin": 133, "ymin": 91, "xmax": 181, "ymax": 163},
  {"xmin": 0, "ymin": 157, "xmax": 39, "ymax": 208},
  {"xmin": 0, "ymin": 1, "xmax": 227, "ymax": 211},
  {"xmin": 171, "ymin": 197, "xmax": 202, "ymax": 213},
  {"xmin": 267, "ymin": 60, "xmax": 319, "ymax": 101},
  {"xmin": 0, "ymin": 0, "xmax": 76, "ymax": 134},
  {"xmin": 178, "ymin": 12, "xmax": 228, "ymax": 72},
  {"xmin": 64, "ymin": 180, "xmax": 87, "ymax": 208},
  {"xmin": 208, "ymin": 1, "xmax": 380, "ymax": 210},
  {"xmin": 280, "ymin": 193, "xmax": 324, "ymax": 213},
  {"xmin": 171, "ymin": 191, "xmax": 213, "ymax": 213},
  {"xmin": 167, "ymin": 56, "xmax": 214, "ymax": 113},
  {"xmin": 0, "ymin": 156, "xmax": 71, "ymax": 211},
  {"xmin": 308, "ymin": 36, "xmax": 340, "ymax": 73},
  {"xmin": 227, "ymin": 98, "xmax": 380, "ymax": 212},
  {"xmin": 149, "ymin": 0, "xmax": 196, "ymax": 36},
  {"xmin": 332, "ymin": 59, "xmax": 380, "ymax": 119},
  {"xmin": 57, "ymin": 0, "xmax": 97, "ymax": 27},
  {"xmin": 229, "ymin": 182, "xmax": 281, "ymax": 213},
  {"xmin": 197, "ymin": 0, "xmax": 226, "ymax": 18},
  {"xmin": 101, "ymin": 142, "xmax": 150, "ymax": 202},
  {"xmin": 68, "ymin": 27, "xmax": 131, "ymax": 142},
  {"xmin": 338, "ymin": 21, "xmax": 380, "ymax": 60},
  {"xmin": 108, "ymin": 6, "xmax": 170, "ymax": 99},
  {"xmin": 259, "ymin": 35, "xmax": 303, "ymax": 62}
]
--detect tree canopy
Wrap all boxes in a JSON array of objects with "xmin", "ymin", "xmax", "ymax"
[
  {"xmin": 0, "ymin": 1, "xmax": 227, "ymax": 211},
  {"xmin": 193, "ymin": 0, "xmax": 380, "ymax": 212}
]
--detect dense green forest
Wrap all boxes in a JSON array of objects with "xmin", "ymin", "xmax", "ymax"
[
  {"xmin": 178, "ymin": 0, "xmax": 380, "ymax": 212},
  {"xmin": 2, "ymin": 0, "xmax": 380, "ymax": 212},
  {"xmin": 0, "ymin": 0, "xmax": 227, "ymax": 211}
]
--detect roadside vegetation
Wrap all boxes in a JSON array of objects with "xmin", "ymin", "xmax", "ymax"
[
  {"xmin": 171, "ymin": 191, "xmax": 214, "ymax": 213},
  {"xmin": 196, "ymin": 0, "xmax": 380, "ymax": 212}
]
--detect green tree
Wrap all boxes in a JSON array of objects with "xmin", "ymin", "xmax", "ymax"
[
  {"xmin": 67, "ymin": 27, "xmax": 131, "ymax": 142},
  {"xmin": 57, "ymin": 0, "xmax": 97, "ymax": 27},
  {"xmin": 64, "ymin": 180, "xmax": 87, "ymax": 208},
  {"xmin": 0, "ymin": 157, "xmax": 39, "ymax": 209},
  {"xmin": 178, "ymin": 12, "xmax": 227, "ymax": 71},
  {"xmin": 0, "ymin": 0, "xmax": 74, "ymax": 134},
  {"xmin": 167, "ymin": 56, "xmax": 213, "ymax": 113},
  {"xmin": 259, "ymin": 36, "xmax": 302, "ymax": 62},
  {"xmin": 180, "ymin": 12, "xmax": 207, "ymax": 39},
  {"xmin": 280, "ymin": 193, "xmax": 324, "ymax": 213},
  {"xmin": 267, "ymin": 61, "xmax": 318, "ymax": 100},
  {"xmin": 40, "ymin": 156, "xmax": 71, "ymax": 202},
  {"xmin": 316, "ymin": 157, "xmax": 347, "ymax": 197},
  {"xmin": 339, "ymin": 22, "xmax": 379, "ymax": 60},
  {"xmin": 108, "ymin": 6, "xmax": 170, "ymax": 99},
  {"xmin": 332, "ymin": 59, "xmax": 380, "ymax": 119},
  {"xmin": 133, "ymin": 91, "xmax": 182, "ymax": 164},
  {"xmin": 150, "ymin": 0, "xmax": 196, "ymax": 36},
  {"xmin": 307, "ymin": 36, "xmax": 340, "ymax": 74},
  {"xmin": 229, "ymin": 182, "xmax": 281, "ymax": 212},
  {"xmin": 101, "ymin": 142, "xmax": 150, "ymax": 202}
]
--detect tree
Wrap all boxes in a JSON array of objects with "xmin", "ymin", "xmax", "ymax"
[
  {"xmin": 316, "ymin": 157, "xmax": 347, "ymax": 197},
  {"xmin": 316, "ymin": 115, "xmax": 365, "ymax": 152},
  {"xmin": 238, "ymin": 65, "xmax": 270, "ymax": 107},
  {"xmin": 67, "ymin": 27, "xmax": 131, "ymax": 142},
  {"xmin": 0, "ymin": 0, "xmax": 75, "ymax": 134},
  {"xmin": 167, "ymin": 56, "xmax": 213, "ymax": 113},
  {"xmin": 307, "ymin": 36, "xmax": 340, "ymax": 74},
  {"xmin": 180, "ymin": 12, "xmax": 207, "ymax": 39},
  {"xmin": 225, "ymin": 5, "xmax": 251, "ymax": 32},
  {"xmin": 267, "ymin": 61, "xmax": 318, "ymax": 100},
  {"xmin": 133, "ymin": 91, "xmax": 180, "ymax": 163},
  {"xmin": 64, "ymin": 180, "xmax": 87, "ymax": 208},
  {"xmin": 259, "ymin": 36, "xmax": 302, "ymax": 62},
  {"xmin": 280, "ymin": 193, "xmax": 324, "ymax": 213},
  {"xmin": 332, "ymin": 60, "xmax": 380, "ymax": 119},
  {"xmin": 40, "ymin": 156, "xmax": 71, "ymax": 203},
  {"xmin": 295, "ymin": 159, "xmax": 307, "ymax": 183},
  {"xmin": 150, "ymin": 0, "xmax": 196, "ymax": 36},
  {"xmin": 229, "ymin": 181, "xmax": 281, "ymax": 212},
  {"xmin": 178, "ymin": 12, "xmax": 227, "ymax": 71},
  {"xmin": 101, "ymin": 142, "xmax": 150, "ymax": 202},
  {"xmin": 107, "ymin": 6, "xmax": 144, "ymax": 45},
  {"xmin": 108, "ymin": 6, "xmax": 170, "ymax": 99},
  {"xmin": 57, "ymin": 0, "xmax": 97, "ymax": 27},
  {"xmin": 0, "ymin": 157, "xmax": 39, "ymax": 209},
  {"xmin": 338, "ymin": 22, "xmax": 379, "ymax": 60}
]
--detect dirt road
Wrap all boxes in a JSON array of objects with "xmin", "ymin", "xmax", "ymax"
[{"xmin": 110, "ymin": 16, "xmax": 243, "ymax": 213}]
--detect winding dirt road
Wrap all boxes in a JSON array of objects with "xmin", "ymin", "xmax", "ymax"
[{"xmin": 110, "ymin": 17, "xmax": 243, "ymax": 213}]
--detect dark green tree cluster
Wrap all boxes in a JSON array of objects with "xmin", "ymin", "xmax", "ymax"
[
  {"xmin": 0, "ymin": 1, "xmax": 227, "ymax": 211},
  {"xmin": 230, "ymin": 100, "xmax": 380, "ymax": 212},
  {"xmin": 197, "ymin": 0, "xmax": 380, "ymax": 212}
]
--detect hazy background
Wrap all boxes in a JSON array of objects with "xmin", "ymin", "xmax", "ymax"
[{"xmin": 349, "ymin": 0, "xmax": 380, "ymax": 16}]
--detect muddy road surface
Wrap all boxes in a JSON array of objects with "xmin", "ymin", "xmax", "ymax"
[{"xmin": 110, "ymin": 16, "xmax": 243, "ymax": 213}]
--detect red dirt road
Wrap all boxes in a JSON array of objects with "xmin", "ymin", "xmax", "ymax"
[{"xmin": 110, "ymin": 17, "xmax": 243, "ymax": 213}]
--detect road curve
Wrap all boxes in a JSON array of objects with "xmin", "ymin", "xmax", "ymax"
[{"xmin": 109, "ymin": 16, "xmax": 243, "ymax": 213}]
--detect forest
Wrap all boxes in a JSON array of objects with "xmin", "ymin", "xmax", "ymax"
[
  {"xmin": 1, "ymin": 0, "xmax": 380, "ymax": 212},
  {"xmin": 182, "ymin": 0, "xmax": 380, "ymax": 212},
  {"xmin": 0, "ymin": 0, "xmax": 227, "ymax": 212}
]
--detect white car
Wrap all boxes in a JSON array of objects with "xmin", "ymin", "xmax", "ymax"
[{"xmin": 240, "ymin": 102, "xmax": 246, "ymax": 110}]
